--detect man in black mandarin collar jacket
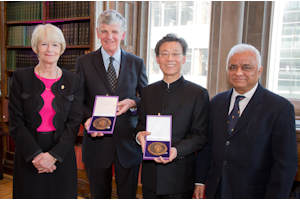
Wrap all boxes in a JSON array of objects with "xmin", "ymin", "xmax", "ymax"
[
  {"xmin": 137, "ymin": 34, "xmax": 209, "ymax": 198},
  {"xmin": 76, "ymin": 10, "xmax": 148, "ymax": 198}
]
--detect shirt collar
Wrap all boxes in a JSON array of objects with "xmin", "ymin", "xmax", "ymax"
[
  {"xmin": 162, "ymin": 76, "xmax": 184, "ymax": 90},
  {"xmin": 101, "ymin": 47, "xmax": 121, "ymax": 64},
  {"xmin": 232, "ymin": 82, "xmax": 258, "ymax": 100}
]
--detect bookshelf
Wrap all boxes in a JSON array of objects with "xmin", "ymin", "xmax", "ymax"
[
  {"xmin": 4, "ymin": 2, "xmax": 94, "ymax": 74},
  {"xmin": 1, "ymin": 1, "xmax": 96, "ymax": 176},
  {"xmin": 3, "ymin": 0, "xmax": 96, "ymax": 112}
]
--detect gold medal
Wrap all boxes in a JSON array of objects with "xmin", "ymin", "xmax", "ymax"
[
  {"xmin": 147, "ymin": 142, "xmax": 168, "ymax": 156},
  {"xmin": 93, "ymin": 117, "xmax": 111, "ymax": 130}
]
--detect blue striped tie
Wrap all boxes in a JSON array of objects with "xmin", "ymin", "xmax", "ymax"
[{"xmin": 227, "ymin": 95, "xmax": 245, "ymax": 135}]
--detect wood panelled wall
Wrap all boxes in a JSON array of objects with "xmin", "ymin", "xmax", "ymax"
[{"xmin": 242, "ymin": 1, "xmax": 272, "ymax": 87}]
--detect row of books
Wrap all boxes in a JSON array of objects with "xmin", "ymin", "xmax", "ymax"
[
  {"xmin": 58, "ymin": 49, "xmax": 87, "ymax": 71},
  {"xmin": 6, "ymin": 50, "xmax": 16, "ymax": 71},
  {"xmin": 7, "ymin": 22, "xmax": 90, "ymax": 47},
  {"xmin": 6, "ymin": 2, "xmax": 90, "ymax": 22},
  {"xmin": 57, "ymin": 22, "xmax": 90, "ymax": 46},
  {"xmin": 46, "ymin": 1, "xmax": 90, "ymax": 19},
  {"xmin": 6, "ymin": 2, "xmax": 42, "ymax": 22},
  {"xmin": 7, "ymin": 25, "xmax": 35, "ymax": 46},
  {"xmin": 7, "ymin": 50, "xmax": 38, "ymax": 71},
  {"xmin": 7, "ymin": 49, "xmax": 87, "ymax": 71}
]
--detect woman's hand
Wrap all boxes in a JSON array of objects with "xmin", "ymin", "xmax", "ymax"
[{"xmin": 32, "ymin": 152, "xmax": 57, "ymax": 173}]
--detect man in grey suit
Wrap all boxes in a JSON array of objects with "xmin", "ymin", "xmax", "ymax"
[
  {"xmin": 194, "ymin": 43, "xmax": 297, "ymax": 198},
  {"xmin": 76, "ymin": 10, "xmax": 148, "ymax": 198}
]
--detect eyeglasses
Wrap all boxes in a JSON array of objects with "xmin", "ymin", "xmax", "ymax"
[
  {"xmin": 228, "ymin": 64, "xmax": 256, "ymax": 72},
  {"xmin": 159, "ymin": 52, "xmax": 182, "ymax": 58}
]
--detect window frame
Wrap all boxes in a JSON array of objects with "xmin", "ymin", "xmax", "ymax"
[{"xmin": 268, "ymin": 1, "xmax": 300, "ymax": 117}]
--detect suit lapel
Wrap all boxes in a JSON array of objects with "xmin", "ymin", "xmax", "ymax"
[
  {"xmin": 91, "ymin": 48, "xmax": 113, "ymax": 93},
  {"xmin": 31, "ymin": 68, "xmax": 46, "ymax": 126},
  {"xmin": 222, "ymin": 90, "xmax": 233, "ymax": 139},
  {"xmin": 231, "ymin": 84, "xmax": 264, "ymax": 136},
  {"xmin": 115, "ymin": 49, "xmax": 127, "ymax": 93}
]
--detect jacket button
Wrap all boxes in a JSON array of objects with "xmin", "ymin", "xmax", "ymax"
[{"xmin": 225, "ymin": 141, "xmax": 230, "ymax": 146}]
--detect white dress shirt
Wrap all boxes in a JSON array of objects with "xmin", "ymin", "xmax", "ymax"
[
  {"xmin": 228, "ymin": 83, "xmax": 258, "ymax": 116},
  {"xmin": 101, "ymin": 47, "xmax": 121, "ymax": 78}
]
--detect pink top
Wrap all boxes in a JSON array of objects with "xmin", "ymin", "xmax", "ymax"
[{"xmin": 35, "ymin": 72, "xmax": 61, "ymax": 132}]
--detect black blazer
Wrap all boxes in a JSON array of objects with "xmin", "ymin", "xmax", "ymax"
[
  {"xmin": 196, "ymin": 84, "xmax": 298, "ymax": 198},
  {"xmin": 137, "ymin": 77, "xmax": 209, "ymax": 194},
  {"xmin": 76, "ymin": 48, "xmax": 148, "ymax": 168},
  {"xmin": 9, "ymin": 67, "xmax": 83, "ymax": 163}
]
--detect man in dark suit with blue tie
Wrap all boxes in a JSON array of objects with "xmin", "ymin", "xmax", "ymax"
[
  {"xmin": 76, "ymin": 10, "xmax": 148, "ymax": 198},
  {"xmin": 194, "ymin": 43, "xmax": 297, "ymax": 198}
]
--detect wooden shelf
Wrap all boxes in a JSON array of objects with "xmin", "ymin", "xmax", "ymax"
[
  {"xmin": 45, "ymin": 16, "xmax": 90, "ymax": 23},
  {"xmin": 6, "ymin": 45, "xmax": 90, "ymax": 49},
  {"xmin": 6, "ymin": 16, "xmax": 90, "ymax": 25},
  {"xmin": 6, "ymin": 46, "xmax": 31, "ymax": 49},
  {"xmin": 6, "ymin": 20, "xmax": 43, "ymax": 25},
  {"xmin": 6, "ymin": 17, "xmax": 90, "ymax": 25}
]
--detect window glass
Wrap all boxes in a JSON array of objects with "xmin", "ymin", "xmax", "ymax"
[
  {"xmin": 147, "ymin": 1, "xmax": 211, "ymax": 87},
  {"xmin": 164, "ymin": 2, "xmax": 177, "ymax": 26},
  {"xmin": 181, "ymin": 2, "xmax": 194, "ymax": 25},
  {"xmin": 268, "ymin": 1, "xmax": 300, "ymax": 98}
]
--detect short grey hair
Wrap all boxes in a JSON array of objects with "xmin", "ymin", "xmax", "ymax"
[
  {"xmin": 97, "ymin": 9, "xmax": 127, "ymax": 32},
  {"xmin": 226, "ymin": 43, "xmax": 262, "ymax": 70},
  {"xmin": 31, "ymin": 24, "xmax": 66, "ymax": 55}
]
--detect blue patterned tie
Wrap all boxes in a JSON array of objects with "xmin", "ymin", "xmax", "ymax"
[
  {"xmin": 227, "ymin": 95, "xmax": 245, "ymax": 135},
  {"xmin": 107, "ymin": 56, "xmax": 118, "ymax": 92}
]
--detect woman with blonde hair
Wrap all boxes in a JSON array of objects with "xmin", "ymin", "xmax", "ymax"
[{"xmin": 9, "ymin": 24, "xmax": 82, "ymax": 198}]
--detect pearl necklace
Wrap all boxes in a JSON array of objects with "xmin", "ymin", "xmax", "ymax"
[{"xmin": 37, "ymin": 66, "xmax": 59, "ymax": 91}]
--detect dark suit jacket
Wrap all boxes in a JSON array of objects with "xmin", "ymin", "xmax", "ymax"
[
  {"xmin": 196, "ymin": 84, "xmax": 297, "ymax": 198},
  {"xmin": 137, "ymin": 77, "xmax": 209, "ymax": 195},
  {"xmin": 76, "ymin": 48, "xmax": 148, "ymax": 168},
  {"xmin": 9, "ymin": 67, "xmax": 83, "ymax": 162},
  {"xmin": 9, "ymin": 67, "xmax": 83, "ymax": 197}
]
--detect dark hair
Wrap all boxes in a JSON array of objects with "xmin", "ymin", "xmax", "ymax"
[{"xmin": 154, "ymin": 33, "xmax": 188, "ymax": 56}]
